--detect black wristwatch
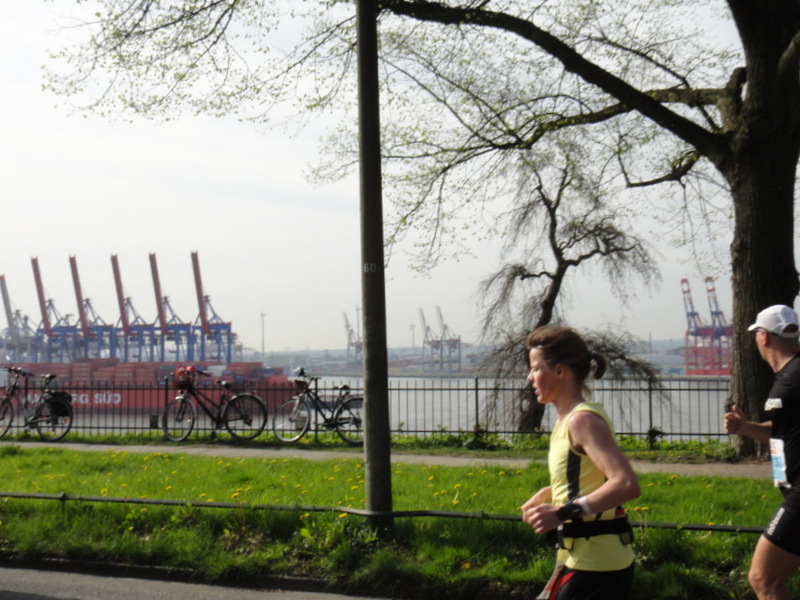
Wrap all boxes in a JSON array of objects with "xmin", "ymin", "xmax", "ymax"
[{"xmin": 556, "ymin": 501, "xmax": 584, "ymax": 522}]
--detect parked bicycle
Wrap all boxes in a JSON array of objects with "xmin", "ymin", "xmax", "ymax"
[
  {"xmin": 0, "ymin": 366, "xmax": 74, "ymax": 441},
  {"xmin": 162, "ymin": 365, "xmax": 268, "ymax": 442},
  {"xmin": 272, "ymin": 368, "xmax": 364, "ymax": 445}
]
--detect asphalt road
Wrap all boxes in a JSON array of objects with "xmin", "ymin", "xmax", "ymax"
[{"xmin": 0, "ymin": 567, "xmax": 378, "ymax": 600}]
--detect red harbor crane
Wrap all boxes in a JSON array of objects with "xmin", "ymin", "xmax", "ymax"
[{"xmin": 682, "ymin": 277, "xmax": 732, "ymax": 376}]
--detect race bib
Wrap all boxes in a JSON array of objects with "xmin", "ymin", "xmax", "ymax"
[{"xmin": 770, "ymin": 438, "xmax": 790, "ymax": 488}]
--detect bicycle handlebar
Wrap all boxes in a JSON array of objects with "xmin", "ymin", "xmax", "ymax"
[{"xmin": 3, "ymin": 366, "xmax": 33, "ymax": 377}]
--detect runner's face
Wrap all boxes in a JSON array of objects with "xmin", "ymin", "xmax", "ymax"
[{"xmin": 527, "ymin": 348, "xmax": 560, "ymax": 405}]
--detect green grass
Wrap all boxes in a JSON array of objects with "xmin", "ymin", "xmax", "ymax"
[{"xmin": 0, "ymin": 442, "xmax": 790, "ymax": 599}]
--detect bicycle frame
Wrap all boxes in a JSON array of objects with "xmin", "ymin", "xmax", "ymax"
[
  {"xmin": 295, "ymin": 378, "xmax": 351, "ymax": 423},
  {"xmin": 272, "ymin": 369, "xmax": 363, "ymax": 446},
  {"xmin": 162, "ymin": 368, "xmax": 267, "ymax": 442},
  {"xmin": 179, "ymin": 384, "xmax": 232, "ymax": 425},
  {"xmin": 0, "ymin": 367, "xmax": 74, "ymax": 441},
  {"xmin": 3, "ymin": 368, "xmax": 48, "ymax": 421}
]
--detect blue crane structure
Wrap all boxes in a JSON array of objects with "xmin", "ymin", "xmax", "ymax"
[
  {"xmin": 70, "ymin": 255, "xmax": 118, "ymax": 361},
  {"xmin": 190, "ymin": 250, "xmax": 233, "ymax": 364},
  {"xmin": 112, "ymin": 253, "xmax": 160, "ymax": 362},
  {"xmin": 3, "ymin": 253, "xmax": 237, "ymax": 365}
]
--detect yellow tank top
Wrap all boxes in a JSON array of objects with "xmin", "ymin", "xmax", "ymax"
[{"xmin": 548, "ymin": 402, "xmax": 634, "ymax": 571}]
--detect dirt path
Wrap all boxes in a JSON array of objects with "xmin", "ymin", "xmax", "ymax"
[
  {"xmin": 4, "ymin": 442, "xmax": 772, "ymax": 479},
  {"xmin": 628, "ymin": 458, "xmax": 769, "ymax": 479}
]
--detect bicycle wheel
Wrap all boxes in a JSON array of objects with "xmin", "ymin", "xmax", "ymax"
[
  {"xmin": 0, "ymin": 397, "xmax": 13, "ymax": 439},
  {"xmin": 34, "ymin": 397, "xmax": 73, "ymax": 441},
  {"xmin": 163, "ymin": 396, "xmax": 196, "ymax": 442},
  {"xmin": 334, "ymin": 396, "xmax": 364, "ymax": 446},
  {"xmin": 272, "ymin": 396, "xmax": 311, "ymax": 443},
  {"xmin": 223, "ymin": 393, "xmax": 267, "ymax": 440}
]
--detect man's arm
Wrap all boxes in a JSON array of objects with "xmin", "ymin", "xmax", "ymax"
[{"xmin": 724, "ymin": 404, "xmax": 772, "ymax": 443}]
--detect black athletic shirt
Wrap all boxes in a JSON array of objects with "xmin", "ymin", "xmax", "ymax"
[{"xmin": 766, "ymin": 353, "xmax": 800, "ymax": 489}]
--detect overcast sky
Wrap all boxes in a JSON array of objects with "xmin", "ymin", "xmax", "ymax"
[{"xmin": 0, "ymin": 1, "xmax": 735, "ymax": 354}]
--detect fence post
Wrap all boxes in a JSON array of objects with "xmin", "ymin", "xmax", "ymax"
[{"xmin": 474, "ymin": 377, "xmax": 480, "ymax": 434}]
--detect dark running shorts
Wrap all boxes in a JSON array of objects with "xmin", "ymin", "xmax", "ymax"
[
  {"xmin": 763, "ymin": 486, "xmax": 800, "ymax": 557},
  {"xmin": 551, "ymin": 562, "xmax": 635, "ymax": 600}
]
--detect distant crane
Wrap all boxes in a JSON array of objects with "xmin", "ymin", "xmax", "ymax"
[
  {"xmin": 343, "ymin": 312, "xmax": 363, "ymax": 363},
  {"xmin": 70, "ymin": 255, "xmax": 117, "ymax": 360},
  {"xmin": 112, "ymin": 253, "xmax": 160, "ymax": 362},
  {"xmin": 32, "ymin": 257, "xmax": 79, "ymax": 362},
  {"xmin": 191, "ymin": 251, "xmax": 233, "ymax": 363},
  {"xmin": 681, "ymin": 277, "xmax": 731, "ymax": 375},
  {"xmin": 436, "ymin": 306, "xmax": 462, "ymax": 372},
  {"xmin": 0, "ymin": 275, "xmax": 35, "ymax": 362},
  {"xmin": 150, "ymin": 253, "xmax": 196, "ymax": 362},
  {"xmin": 418, "ymin": 307, "xmax": 440, "ymax": 370}
]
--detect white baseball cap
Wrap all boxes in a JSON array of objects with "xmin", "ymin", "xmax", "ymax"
[{"xmin": 748, "ymin": 305, "xmax": 800, "ymax": 338}]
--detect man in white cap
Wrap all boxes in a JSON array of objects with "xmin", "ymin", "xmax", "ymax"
[{"xmin": 724, "ymin": 304, "xmax": 800, "ymax": 600}]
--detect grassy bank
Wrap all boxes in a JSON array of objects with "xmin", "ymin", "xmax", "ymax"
[{"xmin": 0, "ymin": 440, "xmax": 788, "ymax": 599}]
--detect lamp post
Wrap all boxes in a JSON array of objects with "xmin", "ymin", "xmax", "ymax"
[
  {"xmin": 357, "ymin": 0, "xmax": 392, "ymax": 524},
  {"xmin": 260, "ymin": 311, "xmax": 265, "ymax": 360}
]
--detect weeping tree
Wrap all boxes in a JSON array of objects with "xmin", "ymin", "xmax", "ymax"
[
  {"xmin": 479, "ymin": 139, "xmax": 660, "ymax": 430},
  {"xmin": 45, "ymin": 1, "xmax": 800, "ymax": 456}
]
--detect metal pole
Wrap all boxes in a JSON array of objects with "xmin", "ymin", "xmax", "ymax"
[{"xmin": 356, "ymin": 0, "xmax": 393, "ymax": 524}]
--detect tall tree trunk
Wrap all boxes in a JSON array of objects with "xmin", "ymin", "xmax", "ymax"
[{"xmin": 728, "ymin": 138, "xmax": 799, "ymax": 456}]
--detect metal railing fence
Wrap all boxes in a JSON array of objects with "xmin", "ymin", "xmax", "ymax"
[{"xmin": 3, "ymin": 376, "xmax": 731, "ymax": 442}]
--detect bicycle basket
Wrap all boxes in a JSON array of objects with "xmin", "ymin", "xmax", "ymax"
[
  {"xmin": 174, "ymin": 365, "xmax": 196, "ymax": 390},
  {"xmin": 293, "ymin": 378, "xmax": 308, "ymax": 391}
]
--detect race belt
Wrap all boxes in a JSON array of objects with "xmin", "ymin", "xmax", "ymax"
[{"xmin": 546, "ymin": 515, "xmax": 634, "ymax": 550}]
